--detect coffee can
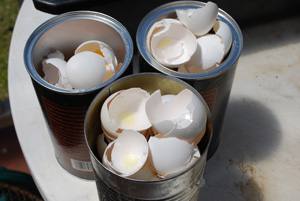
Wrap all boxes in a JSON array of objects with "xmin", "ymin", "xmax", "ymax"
[
  {"xmin": 84, "ymin": 73, "xmax": 212, "ymax": 200},
  {"xmin": 24, "ymin": 11, "xmax": 133, "ymax": 179},
  {"xmin": 136, "ymin": 1, "xmax": 243, "ymax": 158}
]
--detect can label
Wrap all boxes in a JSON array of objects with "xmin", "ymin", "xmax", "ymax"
[{"xmin": 42, "ymin": 96, "xmax": 92, "ymax": 173}]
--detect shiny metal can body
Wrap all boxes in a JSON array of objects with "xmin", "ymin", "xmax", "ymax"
[
  {"xmin": 136, "ymin": 1, "xmax": 243, "ymax": 158},
  {"xmin": 84, "ymin": 73, "xmax": 212, "ymax": 200},
  {"xmin": 24, "ymin": 11, "xmax": 133, "ymax": 179}
]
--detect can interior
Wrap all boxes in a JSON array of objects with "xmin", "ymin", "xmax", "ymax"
[{"xmin": 32, "ymin": 18, "xmax": 127, "ymax": 78}]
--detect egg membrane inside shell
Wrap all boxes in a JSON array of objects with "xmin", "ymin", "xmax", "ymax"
[
  {"xmin": 103, "ymin": 130, "xmax": 149, "ymax": 177},
  {"xmin": 148, "ymin": 136, "xmax": 200, "ymax": 178},
  {"xmin": 75, "ymin": 40, "xmax": 118, "ymax": 82},
  {"xmin": 176, "ymin": 1, "xmax": 218, "ymax": 36},
  {"xmin": 148, "ymin": 18, "xmax": 197, "ymax": 68},
  {"xmin": 146, "ymin": 89, "xmax": 207, "ymax": 143},
  {"xmin": 101, "ymin": 88, "xmax": 152, "ymax": 141}
]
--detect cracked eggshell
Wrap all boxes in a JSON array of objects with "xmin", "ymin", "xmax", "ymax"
[
  {"xmin": 148, "ymin": 18, "xmax": 197, "ymax": 68},
  {"xmin": 196, "ymin": 34, "xmax": 225, "ymax": 70},
  {"xmin": 148, "ymin": 136, "xmax": 200, "ymax": 178},
  {"xmin": 176, "ymin": 1, "xmax": 218, "ymax": 36},
  {"xmin": 213, "ymin": 20, "xmax": 233, "ymax": 56},
  {"xmin": 145, "ymin": 89, "xmax": 207, "ymax": 144},
  {"xmin": 102, "ymin": 130, "xmax": 149, "ymax": 177},
  {"xmin": 66, "ymin": 51, "xmax": 106, "ymax": 89},
  {"xmin": 42, "ymin": 57, "xmax": 73, "ymax": 89},
  {"xmin": 100, "ymin": 88, "xmax": 152, "ymax": 141},
  {"xmin": 75, "ymin": 40, "xmax": 118, "ymax": 82}
]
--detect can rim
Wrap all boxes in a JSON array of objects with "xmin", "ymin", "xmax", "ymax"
[
  {"xmin": 24, "ymin": 11, "xmax": 134, "ymax": 95},
  {"xmin": 136, "ymin": 1, "xmax": 243, "ymax": 80},
  {"xmin": 84, "ymin": 72, "xmax": 213, "ymax": 183}
]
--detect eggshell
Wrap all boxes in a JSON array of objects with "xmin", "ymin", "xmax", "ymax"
[
  {"xmin": 148, "ymin": 136, "xmax": 199, "ymax": 178},
  {"xmin": 145, "ymin": 89, "xmax": 207, "ymax": 143},
  {"xmin": 103, "ymin": 130, "xmax": 149, "ymax": 177},
  {"xmin": 176, "ymin": 1, "xmax": 218, "ymax": 36},
  {"xmin": 213, "ymin": 20, "xmax": 233, "ymax": 55},
  {"xmin": 66, "ymin": 51, "xmax": 106, "ymax": 89},
  {"xmin": 148, "ymin": 18, "xmax": 197, "ymax": 67},
  {"xmin": 75, "ymin": 40, "xmax": 118, "ymax": 82},
  {"xmin": 196, "ymin": 34, "xmax": 225, "ymax": 70},
  {"xmin": 101, "ymin": 88, "xmax": 152, "ymax": 141},
  {"xmin": 46, "ymin": 50, "xmax": 65, "ymax": 60}
]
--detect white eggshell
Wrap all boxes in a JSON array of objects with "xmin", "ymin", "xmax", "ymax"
[
  {"xmin": 146, "ymin": 89, "xmax": 207, "ymax": 143},
  {"xmin": 101, "ymin": 91, "xmax": 124, "ymax": 140},
  {"xmin": 197, "ymin": 34, "xmax": 225, "ymax": 70},
  {"xmin": 213, "ymin": 20, "xmax": 233, "ymax": 55},
  {"xmin": 46, "ymin": 50, "xmax": 65, "ymax": 60},
  {"xmin": 75, "ymin": 40, "xmax": 118, "ymax": 79},
  {"xmin": 66, "ymin": 51, "xmax": 106, "ymax": 89},
  {"xmin": 176, "ymin": 1, "xmax": 218, "ymax": 36},
  {"xmin": 149, "ymin": 19, "xmax": 197, "ymax": 67},
  {"xmin": 147, "ymin": 18, "xmax": 182, "ymax": 50},
  {"xmin": 148, "ymin": 136, "xmax": 197, "ymax": 178},
  {"xmin": 129, "ymin": 159, "xmax": 159, "ymax": 181},
  {"xmin": 42, "ymin": 57, "xmax": 68, "ymax": 85},
  {"xmin": 104, "ymin": 130, "xmax": 149, "ymax": 177},
  {"xmin": 101, "ymin": 88, "xmax": 152, "ymax": 140}
]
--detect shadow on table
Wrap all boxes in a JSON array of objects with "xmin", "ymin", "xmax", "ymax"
[{"xmin": 198, "ymin": 97, "xmax": 282, "ymax": 201}]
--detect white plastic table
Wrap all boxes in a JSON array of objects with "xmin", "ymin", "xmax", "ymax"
[{"xmin": 8, "ymin": 0, "xmax": 300, "ymax": 200}]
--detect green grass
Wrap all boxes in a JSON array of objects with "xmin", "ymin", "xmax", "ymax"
[{"xmin": 0, "ymin": 0, "xmax": 19, "ymax": 101}]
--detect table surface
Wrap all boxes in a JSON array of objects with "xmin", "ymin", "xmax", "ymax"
[{"xmin": 8, "ymin": 0, "xmax": 300, "ymax": 200}]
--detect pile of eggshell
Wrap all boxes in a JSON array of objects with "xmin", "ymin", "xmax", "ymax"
[
  {"xmin": 41, "ymin": 40, "xmax": 122, "ymax": 89},
  {"xmin": 147, "ymin": 1, "xmax": 232, "ymax": 73},
  {"xmin": 98, "ymin": 87, "xmax": 207, "ymax": 180}
]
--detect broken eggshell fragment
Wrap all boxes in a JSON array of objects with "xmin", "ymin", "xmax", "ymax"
[
  {"xmin": 176, "ymin": 1, "xmax": 218, "ymax": 36},
  {"xmin": 147, "ymin": 18, "xmax": 197, "ymax": 68},
  {"xmin": 148, "ymin": 136, "xmax": 200, "ymax": 179},
  {"xmin": 145, "ymin": 89, "xmax": 207, "ymax": 144},
  {"xmin": 213, "ymin": 20, "xmax": 233, "ymax": 56},
  {"xmin": 100, "ymin": 88, "xmax": 152, "ymax": 141},
  {"xmin": 75, "ymin": 40, "xmax": 118, "ymax": 82},
  {"xmin": 102, "ymin": 130, "xmax": 149, "ymax": 177},
  {"xmin": 41, "ymin": 52, "xmax": 73, "ymax": 89}
]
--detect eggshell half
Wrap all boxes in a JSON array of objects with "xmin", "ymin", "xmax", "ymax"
[
  {"xmin": 176, "ymin": 1, "xmax": 218, "ymax": 36},
  {"xmin": 103, "ymin": 130, "xmax": 149, "ymax": 177},
  {"xmin": 101, "ymin": 88, "xmax": 152, "ymax": 141},
  {"xmin": 66, "ymin": 51, "xmax": 106, "ymax": 89},
  {"xmin": 196, "ymin": 34, "xmax": 225, "ymax": 70},
  {"xmin": 149, "ymin": 19, "xmax": 197, "ymax": 67},
  {"xmin": 148, "ymin": 136, "xmax": 199, "ymax": 178},
  {"xmin": 145, "ymin": 89, "xmax": 207, "ymax": 143},
  {"xmin": 75, "ymin": 40, "xmax": 118, "ymax": 82}
]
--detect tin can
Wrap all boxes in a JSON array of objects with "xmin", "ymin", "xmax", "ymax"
[
  {"xmin": 84, "ymin": 73, "xmax": 212, "ymax": 200},
  {"xmin": 24, "ymin": 11, "xmax": 133, "ymax": 179},
  {"xmin": 136, "ymin": 1, "xmax": 243, "ymax": 158}
]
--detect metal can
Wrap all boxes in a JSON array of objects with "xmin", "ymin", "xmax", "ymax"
[
  {"xmin": 24, "ymin": 11, "xmax": 133, "ymax": 179},
  {"xmin": 84, "ymin": 73, "xmax": 212, "ymax": 200},
  {"xmin": 136, "ymin": 1, "xmax": 243, "ymax": 158}
]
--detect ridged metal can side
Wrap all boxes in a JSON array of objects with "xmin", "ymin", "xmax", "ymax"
[
  {"xmin": 136, "ymin": 1, "xmax": 243, "ymax": 159},
  {"xmin": 24, "ymin": 11, "xmax": 133, "ymax": 179},
  {"xmin": 84, "ymin": 73, "xmax": 212, "ymax": 200}
]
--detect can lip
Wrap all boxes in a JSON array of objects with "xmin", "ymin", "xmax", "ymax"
[
  {"xmin": 136, "ymin": 1, "xmax": 243, "ymax": 80},
  {"xmin": 24, "ymin": 10, "xmax": 134, "ymax": 95},
  {"xmin": 84, "ymin": 72, "xmax": 213, "ymax": 183}
]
